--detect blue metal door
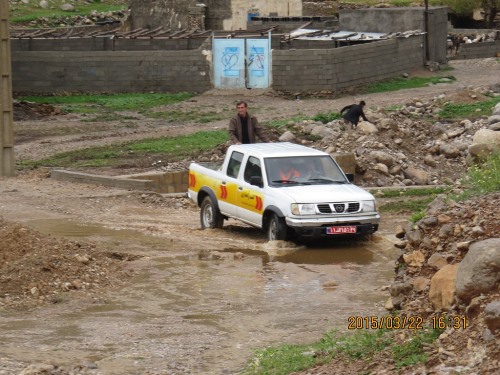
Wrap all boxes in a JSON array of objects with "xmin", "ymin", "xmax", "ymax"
[
  {"xmin": 246, "ymin": 38, "xmax": 270, "ymax": 89},
  {"xmin": 213, "ymin": 38, "xmax": 245, "ymax": 89},
  {"xmin": 213, "ymin": 36, "xmax": 270, "ymax": 89}
]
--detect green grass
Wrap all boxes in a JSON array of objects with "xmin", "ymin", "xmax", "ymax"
[
  {"xmin": 19, "ymin": 130, "xmax": 228, "ymax": 169},
  {"xmin": 453, "ymin": 152, "xmax": 500, "ymax": 201},
  {"xmin": 146, "ymin": 109, "xmax": 229, "ymax": 123},
  {"xmin": 266, "ymin": 116, "xmax": 310, "ymax": 128},
  {"xmin": 10, "ymin": 0, "xmax": 127, "ymax": 24},
  {"xmin": 17, "ymin": 93, "xmax": 195, "ymax": 114},
  {"xmin": 371, "ymin": 187, "xmax": 449, "ymax": 198},
  {"xmin": 438, "ymin": 96, "xmax": 500, "ymax": 120},
  {"xmin": 312, "ymin": 112, "xmax": 342, "ymax": 123},
  {"xmin": 379, "ymin": 197, "xmax": 435, "ymax": 214},
  {"xmin": 242, "ymin": 327, "xmax": 443, "ymax": 375},
  {"xmin": 363, "ymin": 76, "xmax": 456, "ymax": 94},
  {"xmin": 392, "ymin": 328, "xmax": 443, "ymax": 368}
]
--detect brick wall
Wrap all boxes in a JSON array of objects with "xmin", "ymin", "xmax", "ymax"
[{"xmin": 272, "ymin": 36, "xmax": 424, "ymax": 92}]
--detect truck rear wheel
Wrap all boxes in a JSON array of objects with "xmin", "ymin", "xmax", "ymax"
[
  {"xmin": 200, "ymin": 196, "xmax": 224, "ymax": 229},
  {"xmin": 267, "ymin": 213, "xmax": 288, "ymax": 241}
]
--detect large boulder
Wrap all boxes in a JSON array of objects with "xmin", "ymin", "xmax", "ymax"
[
  {"xmin": 403, "ymin": 167, "xmax": 430, "ymax": 185},
  {"xmin": 455, "ymin": 238, "xmax": 500, "ymax": 304},
  {"xmin": 429, "ymin": 264, "xmax": 459, "ymax": 310},
  {"xmin": 468, "ymin": 129, "xmax": 500, "ymax": 161}
]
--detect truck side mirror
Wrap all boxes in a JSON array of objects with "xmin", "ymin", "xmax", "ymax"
[
  {"xmin": 250, "ymin": 176, "xmax": 263, "ymax": 188},
  {"xmin": 345, "ymin": 173, "xmax": 354, "ymax": 182}
]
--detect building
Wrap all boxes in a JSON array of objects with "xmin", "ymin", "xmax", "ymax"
[{"xmin": 128, "ymin": 0, "xmax": 302, "ymax": 31}]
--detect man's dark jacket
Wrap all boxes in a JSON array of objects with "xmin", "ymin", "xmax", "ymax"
[{"xmin": 340, "ymin": 104, "xmax": 368, "ymax": 126}]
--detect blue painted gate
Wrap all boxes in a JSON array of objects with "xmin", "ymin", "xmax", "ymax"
[{"xmin": 213, "ymin": 36, "xmax": 270, "ymax": 89}]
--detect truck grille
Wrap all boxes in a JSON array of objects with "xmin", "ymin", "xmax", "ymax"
[{"xmin": 316, "ymin": 202, "xmax": 360, "ymax": 214}]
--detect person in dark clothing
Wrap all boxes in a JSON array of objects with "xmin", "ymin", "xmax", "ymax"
[
  {"xmin": 340, "ymin": 100, "xmax": 368, "ymax": 128},
  {"xmin": 229, "ymin": 101, "xmax": 270, "ymax": 144}
]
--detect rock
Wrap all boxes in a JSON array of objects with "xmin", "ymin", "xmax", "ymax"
[
  {"xmin": 456, "ymin": 241, "xmax": 471, "ymax": 251},
  {"xmin": 395, "ymin": 225, "xmax": 406, "ymax": 239},
  {"xmin": 403, "ymin": 250, "xmax": 425, "ymax": 267},
  {"xmin": 412, "ymin": 276, "xmax": 429, "ymax": 292},
  {"xmin": 406, "ymin": 229, "xmax": 422, "ymax": 246},
  {"xmin": 493, "ymin": 102, "xmax": 500, "ymax": 116},
  {"xmin": 60, "ymin": 4, "xmax": 75, "ymax": 12},
  {"xmin": 487, "ymin": 115, "xmax": 500, "ymax": 125},
  {"xmin": 428, "ymin": 253, "xmax": 448, "ymax": 270},
  {"xmin": 403, "ymin": 167, "xmax": 429, "ymax": 185},
  {"xmin": 440, "ymin": 144, "xmax": 461, "ymax": 158},
  {"xmin": 437, "ymin": 214, "xmax": 452, "ymax": 224},
  {"xmin": 490, "ymin": 122, "xmax": 500, "ymax": 131},
  {"xmin": 429, "ymin": 264, "xmax": 459, "ymax": 310},
  {"xmin": 484, "ymin": 301, "xmax": 500, "ymax": 334},
  {"xmin": 472, "ymin": 129, "xmax": 500, "ymax": 145},
  {"xmin": 394, "ymin": 240, "xmax": 408, "ymax": 249},
  {"xmin": 357, "ymin": 121, "xmax": 378, "ymax": 134},
  {"xmin": 279, "ymin": 131, "xmax": 296, "ymax": 142},
  {"xmin": 39, "ymin": 0, "xmax": 49, "ymax": 9},
  {"xmin": 311, "ymin": 125, "xmax": 335, "ymax": 137},
  {"xmin": 385, "ymin": 297, "xmax": 394, "ymax": 310},
  {"xmin": 431, "ymin": 122, "xmax": 446, "ymax": 136},
  {"xmin": 456, "ymin": 238, "xmax": 500, "ymax": 304},
  {"xmin": 424, "ymin": 154, "xmax": 437, "ymax": 167},
  {"xmin": 371, "ymin": 151, "xmax": 395, "ymax": 167},
  {"xmin": 375, "ymin": 163, "xmax": 389, "ymax": 175}
]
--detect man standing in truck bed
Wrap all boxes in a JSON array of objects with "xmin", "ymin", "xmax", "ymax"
[{"xmin": 229, "ymin": 101, "xmax": 270, "ymax": 144}]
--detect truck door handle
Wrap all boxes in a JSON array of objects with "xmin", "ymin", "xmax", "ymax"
[
  {"xmin": 222, "ymin": 181, "xmax": 227, "ymax": 185},
  {"xmin": 238, "ymin": 187, "xmax": 243, "ymax": 191}
]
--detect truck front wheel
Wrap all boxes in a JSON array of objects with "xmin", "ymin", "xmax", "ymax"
[
  {"xmin": 200, "ymin": 196, "xmax": 224, "ymax": 229},
  {"xmin": 267, "ymin": 213, "xmax": 288, "ymax": 241}
]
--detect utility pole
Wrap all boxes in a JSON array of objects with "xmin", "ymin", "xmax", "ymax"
[
  {"xmin": 0, "ymin": 0, "xmax": 15, "ymax": 177},
  {"xmin": 424, "ymin": 0, "xmax": 430, "ymax": 62}
]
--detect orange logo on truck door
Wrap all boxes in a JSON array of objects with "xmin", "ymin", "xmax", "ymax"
[
  {"xmin": 189, "ymin": 173, "xmax": 197, "ymax": 188},
  {"xmin": 255, "ymin": 196, "xmax": 263, "ymax": 211},
  {"xmin": 220, "ymin": 185, "xmax": 228, "ymax": 199}
]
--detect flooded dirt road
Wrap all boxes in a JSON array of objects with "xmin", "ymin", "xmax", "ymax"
[{"xmin": 0, "ymin": 174, "xmax": 404, "ymax": 374}]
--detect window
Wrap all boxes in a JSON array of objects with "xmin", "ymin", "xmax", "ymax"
[
  {"xmin": 227, "ymin": 151, "xmax": 244, "ymax": 178},
  {"xmin": 243, "ymin": 156, "xmax": 262, "ymax": 183}
]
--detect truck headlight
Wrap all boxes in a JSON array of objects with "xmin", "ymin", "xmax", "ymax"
[
  {"xmin": 361, "ymin": 200, "xmax": 376, "ymax": 212},
  {"xmin": 291, "ymin": 203, "xmax": 316, "ymax": 215}
]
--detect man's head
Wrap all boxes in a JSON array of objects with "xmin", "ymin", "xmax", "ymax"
[
  {"xmin": 236, "ymin": 101, "xmax": 248, "ymax": 116},
  {"xmin": 359, "ymin": 100, "xmax": 366, "ymax": 107}
]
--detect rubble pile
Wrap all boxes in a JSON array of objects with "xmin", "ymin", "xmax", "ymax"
[
  {"xmin": 13, "ymin": 100, "xmax": 62, "ymax": 121},
  {"xmin": 387, "ymin": 192, "xmax": 500, "ymax": 374}
]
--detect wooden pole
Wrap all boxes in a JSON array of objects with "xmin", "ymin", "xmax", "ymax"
[{"xmin": 0, "ymin": 0, "xmax": 14, "ymax": 176}]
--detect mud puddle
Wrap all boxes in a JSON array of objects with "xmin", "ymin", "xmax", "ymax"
[{"xmin": 0, "ymin": 219, "xmax": 400, "ymax": 374}]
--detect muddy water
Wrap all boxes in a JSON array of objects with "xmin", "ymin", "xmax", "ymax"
[{"xmin": 0, "ymin": 220, "xmax": 401, "ymax": 374}]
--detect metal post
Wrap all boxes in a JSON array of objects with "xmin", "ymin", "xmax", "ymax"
[{"xmin": 0, "ymin": 0, "xmax": 14, "ymax": 176}]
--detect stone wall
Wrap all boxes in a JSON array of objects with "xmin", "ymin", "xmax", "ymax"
[{"xmin": 272, "ymin": 35, "xmax": 424, "ymax": 92}]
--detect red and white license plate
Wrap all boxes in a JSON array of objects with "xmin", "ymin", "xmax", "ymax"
[{"xmin": 326, "ymin": 226, "xmax": 357, "ymax": 235}]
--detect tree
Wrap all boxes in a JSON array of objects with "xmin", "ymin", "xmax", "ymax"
[{"xmin": 439, "ymin": 0, "xmax": 500, "ymax": 28}]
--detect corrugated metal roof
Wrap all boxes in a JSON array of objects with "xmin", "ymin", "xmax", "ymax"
[{"xmin": 290, "ymin": 29, "xmax": 424, "ymax": 42}]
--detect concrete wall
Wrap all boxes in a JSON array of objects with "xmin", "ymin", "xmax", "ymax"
[
  {"xmin": 12, "ymin": 35, "xmax": 425, "ymax": 94},
  {"xmin": 12, "ymin": 49, "xmax": 212, "ymax": 94},
  {"xmin": 339, "ymin": 7, "xmax": 448, "ymax": 63},
  {"xmin": 272, "ymin": 35, "xmax": 424, "ymax": 92},
  {"xmin": 11, "ymin": 37, "xmax": 207, "ymax": 51},
  {"xmin": 453, "ymin": 40, "xmax": 500, "ymax": 59}
]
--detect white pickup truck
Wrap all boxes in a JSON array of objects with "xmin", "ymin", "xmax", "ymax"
[{"xmin": 188, "ymin": 142, "xmax": 380, "ymax": 241}]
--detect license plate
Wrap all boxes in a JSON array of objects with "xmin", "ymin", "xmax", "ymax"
[{"xmin": 326, "ymin": 226, "xmax": 357, "ymax": 235}]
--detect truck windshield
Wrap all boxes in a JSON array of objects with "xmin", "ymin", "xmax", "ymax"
[{"xmin": 264, "ymin": 156, "xmax": 348, "ymax": 186}]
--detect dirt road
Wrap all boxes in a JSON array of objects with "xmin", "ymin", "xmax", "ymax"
[{"xmin": 1, "ymin": 58, "xmax": 499, "ymax": 374}]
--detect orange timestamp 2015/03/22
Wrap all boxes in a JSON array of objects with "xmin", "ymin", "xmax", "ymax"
[{"xmin": 347, "ymin": 315, "xmax": 467, "ymax": 330}]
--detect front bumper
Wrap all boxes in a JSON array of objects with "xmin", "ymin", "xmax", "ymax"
[{"xmin": 285, "ymin": 213, "xmax": 380, "ymax": 238}]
